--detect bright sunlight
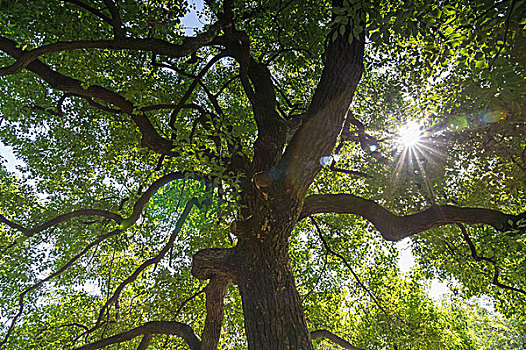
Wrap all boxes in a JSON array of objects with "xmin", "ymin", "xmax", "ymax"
[{"xmin": 398, "ymin": 120, "xmax": 423, "ymax": 148}]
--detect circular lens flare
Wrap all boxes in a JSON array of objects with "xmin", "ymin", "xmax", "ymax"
[{"xmin": 398, "ymin": 121, "xmax": 422, "ymax": 148}]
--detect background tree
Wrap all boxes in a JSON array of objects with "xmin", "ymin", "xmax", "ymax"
[{"xmin": 0, "ymin": 0, "xmax": 525, "ymax": 349}]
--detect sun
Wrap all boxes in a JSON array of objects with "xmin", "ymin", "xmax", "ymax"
[{"xmin": 398, "ymin": 120, "xmax": 423, "ymax": 148}]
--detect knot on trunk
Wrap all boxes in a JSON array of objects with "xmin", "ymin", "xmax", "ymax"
[
  {"xmin": 230, "ymin": 219, "xmax": 252, "ymax": 237},
  {"xmin": 191, "ymin": 248, "xmax": 236, "ymax": 280}
]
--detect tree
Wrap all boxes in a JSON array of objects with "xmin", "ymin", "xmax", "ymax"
[{"xmin": 0, "ymin": 0, "xmax": 525, "ymax": 349}]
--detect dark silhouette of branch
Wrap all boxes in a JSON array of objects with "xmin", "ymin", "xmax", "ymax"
[
  {"xmin": 310, "ymin": 217, "xmax": 393, "ymax": 322},
  {"xmin": 120, "ymin": 172, "xmax": 200, "ymax": 229},
  {"xmin": 0, "ymin": 209, "xmax": 122, "ymax": 238},
  {"xmin": 167, "ymin": 52, "xmax": 228, "ymax": 127},
  {"xmin": 63, "ymin": 0, "xmax": 112, "ymax": 24},
  {"xmin": 136, "ymin": 334, "xmax": 152, "ymax": 350},
  {"xmin": 279, "ymin": 28, "xmax": 366, "ymax": 198},
  {"xmin": 311, "ymin": 329, "xmax": 365, "ymax": 350},
  {"xmin": 328, "ymin": 164, "xmax": 370, "ymax": 178},
  {"xmin": 73, "ymin": 321, "xmax": 201, "ymax": 350},
  {"xmin": 0, "ymin": 22, "xmax": 221, "ymax": 76},
  {"xmin": 489, "ymin": 0, "xmax": 518, "ymax": 69},
  {"xmin": 0, "ymin": 36, "xmax": 176, "ymax": 155},
  {"xmin": 93, "ymin": 198, "xmax": 198, "ymax": 330},
  {"xmin": 0, "ymin": 173, "xmax": 207, "ymax": 346},
  {"xmin": 102, "ymin": 0, "xmax": 125, "ymax": 39},
  {"xmin": 0, "ymin": 172, "xmax": 197, "ymax": 241},
  {"xmin": 212, "ymin": 26, "xmax": 286, "ymax": 170},
  {"xmin": 458, "ymin": 224, "xmax": 526, "ymax": 296},
  {"xmin": 215, "ymin": 74, "xmax": 240, "ymax": 97},
  {"xmin": 301, "ymin": 193, "xmax": 526, "ymax": 241},
  {"xmin": 172, "ymin": 286, "xmax": 207, "ymax": 320},
  {"xmin": 27, "ymin": 104, "xmax": 62, "ymax": 116}
]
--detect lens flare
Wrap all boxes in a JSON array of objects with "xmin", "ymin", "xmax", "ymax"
[{"xmin": 398, "ymin": 121, "xmax": 422, "ymax": 148}]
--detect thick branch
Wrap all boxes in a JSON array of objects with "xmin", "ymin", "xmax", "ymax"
[
  {"xmin": 301, "ymin": 194, "xmax": 525, "ymax": 241},
  {"xmin": 0, "ymin": 23, "xmax": 221, "ymax": 76},
  {"xmin": 0, "ymin": 172, "xmax": 194, "ymax": 241},
  {"xmin": 280, "ymin": 28, "xmax": 365, "ymax": 197},
  {"xmin": 214, "ymin": 32, "xmax": 286, "ymax": 171},
  {"xmin": 73, "ymin": 321, "xmax": 201, "ymax": 350},
  {"xmin": 102, "ymin": 0, "xmax": 125, "ymax": 39},
  {"xmin": 192, "ymin": 248, "xmax": 236, "ymax": 280},
  {"xmin": 311, "ymin": 329, "xmax": 364, "ymax": 350},
  {"xmin": 201, "ymin": 276, "xmax": 230, "ymax": 350},
  {"xmin": 0, "ymin": 36, "xmax": 176, "ymax": 155}
]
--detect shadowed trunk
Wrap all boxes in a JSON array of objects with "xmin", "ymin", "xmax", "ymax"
[{"xmin": 236, "ymin": 236, "xmax": 313, "ymax": 350}]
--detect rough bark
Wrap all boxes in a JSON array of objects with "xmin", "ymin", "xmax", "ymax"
[
  {"xmin": 220, "ymin": 17, "xmax": 366, "ymax": 349},
  {"xmin": 201, "ymin": 276, "xmax": 231, "ymax": 350},
  {"xmin": 235, "ymin": 241, "xmax": 313, "ymax": 350}
]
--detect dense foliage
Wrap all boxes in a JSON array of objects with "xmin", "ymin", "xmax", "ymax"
[{"xmin": 0, "ymin": 0, "xmax": 525, "ymax": 349}]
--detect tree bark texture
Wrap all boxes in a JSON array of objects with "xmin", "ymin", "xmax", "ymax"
[{"xmin": 235, "ymin": 241, "xmax": 313, "ymax": 350}]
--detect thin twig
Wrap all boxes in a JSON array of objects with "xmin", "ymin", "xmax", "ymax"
[
  {"xmin": 457, "ymin": 223, "xmax": 526, "ymax": 295},
  {"xmin": 309, "ymin": 217, "xmax": 393, "ymax": 322}
]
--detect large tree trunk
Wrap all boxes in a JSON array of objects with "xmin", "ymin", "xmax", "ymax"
[{"xmin": 236, "ymin": 242, "xmax": 313, "ymax": 349}]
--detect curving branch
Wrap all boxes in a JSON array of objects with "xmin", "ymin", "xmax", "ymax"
[
  {"xmin": 73, "ymin": 321, "xmax": 201, "ymax": 350},
  {"xmin": 172, "ymin": 286, "xmax": 207, "ymax": 320},
  {"xmin": 301, "ymin": 194, "xmax": 526, "ymax": 241},
  {"xmin": 0, "ymin": 22, "xmax": 221, "ymax": 77},
  {"xmin": 212, "ymin": 21, "xmax": 286, "ymax": 171},
  {"xmin": 0, "ymin": 174, "xmax": 205, "ymax": 346},
  {"xmin": 166, "ymin": 51, "xmax": 228, "ymax": 128},
  {"xmin": 458, "ymin": 224, "xmax": 526, "ymax": 295},
  {"xmin": 0, "ymin": 23, "xmax": 225, "ymax": 156},
  {"xmin": 0, "ymin": 209, "xmax": 122, "ymax": 238},
  {"xmin": 120, "ymin": 172, "xmax": 189, "ymax": 229},
  {"xmin": 311, "ymin": 329, "xmax": 365, "ymax": 350},
  {"xmin": 0, "ymin": 172, "xmax": 196, "ymax": 239},
  {"xmin": 0, "ymin": 172, "xmax": 196, "ymax": 242},
  {"xmin": 0, "ymin": 36, "xmax": 176, "ymax": 155},
  {"xmin": 93, "ymin": 198, "xmax": 198, "ymax": 329}
]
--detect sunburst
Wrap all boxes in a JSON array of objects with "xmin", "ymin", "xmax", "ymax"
[{"xmin": 391, "ymin": 121, "xmax": 443, "ymax": 202}]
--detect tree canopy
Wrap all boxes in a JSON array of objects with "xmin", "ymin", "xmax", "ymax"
[{"xmin": 0, "ymin": 0, "xmax": 525, "ymax": 349}]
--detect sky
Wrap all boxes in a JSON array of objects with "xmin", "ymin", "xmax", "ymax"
[
  {"xmin": 181, "ymin": 0, "xmax": 207, "ymax": 35},
  {"xmin": 0, "ymin": 143, "xmax": 23, "ymax": 176},
  {"xmin": 396, "ymin": 238, "xmax": 451, "ymax": 300}
]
